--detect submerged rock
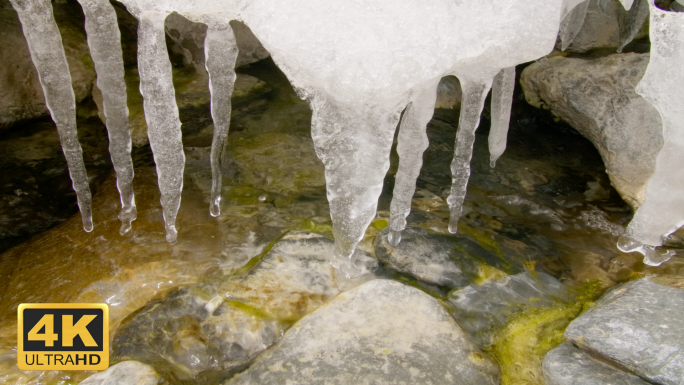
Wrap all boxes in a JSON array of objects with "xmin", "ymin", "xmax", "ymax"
[
  {"xmin": 543, "ymin": 342, "xmax": 649, "ymax": 385},
  {"xmin": 448, "ymin": 271, "xmax": 565, "ymax": 346},
  {"xmin": 226, "ymin": 279, "xmax": 500, "ymax": 385},
  {"xmin": 435, "ymin": 76, "xmax": 462, "ymax": 110},
  {"xmin": 375, "ymin": 227, "xmax": 475, "ymax": 289},
  {"xmin": 521, "ymin": 53, "xmax": 662, "ymax": 209},
  {"xmin": 565, "ymin": 278, "xmax": 684, "ymax": 385},
  {"xmin": 229, "ymin": 132, "xmax": 326, "ymax": 196},
  {"xmin": 374, "ymin": 227, "xmax": 519, "ymax": 291},
  {"xmin": 79, "ymin": 360, "xmax": 166, "ymax": 385},
  {"xmin": 111, "ymin": 232, "xmax": 375, "ymax": 384}
]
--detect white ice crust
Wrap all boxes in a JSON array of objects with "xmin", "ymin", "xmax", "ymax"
[
  {"xmin": 10, "ymin": 0, "xmax": 683, "ymax": 273},
  {"xmin": 618, "ymin": 0, "xmax": 684, "ymax": 266}
]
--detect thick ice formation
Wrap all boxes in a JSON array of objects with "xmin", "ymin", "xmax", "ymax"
[
  {"xmin": 617, "ymin": 0, "xmax": 684, "ymax": 266},
  {"xmin": 79, "ymin": 0, "xmax": 137, "ymax": 235},
  {"xmin": 10, "ymin": 0, "xmax": 93, "ymax": 232},
  {"xmin": 14, "ymin": 0, "xmax": 683, "ymax": 274}
]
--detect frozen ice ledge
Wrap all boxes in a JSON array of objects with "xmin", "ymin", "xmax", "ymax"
[{"xmin": 9, "ymin": 0, "xmax": 683, "ymax": 276}]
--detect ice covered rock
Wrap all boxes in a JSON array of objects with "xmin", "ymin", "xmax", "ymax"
[
  {"xmin": 79, "ymin": 360, "xmax": 166, "ymax": 385},
  {"xmin": 543, "ymin": 342, "xmax": 650, "ymax": 385},
  {"xmin": 521, "ymin": 53, "xmax": 662, "ymax": 209},
  {"xmin": 565, "ymin": 278, "xmax": 684, "ymax": 385},
  {"xmin": 225, "ymin": 279, "xmax": 500, "ymax": 385},
  {"xmin": 0, "ymin": 0, "xmax": 95, "ymax": 131}
]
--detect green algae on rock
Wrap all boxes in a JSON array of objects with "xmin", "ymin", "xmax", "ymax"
[
  {"xmin": 488, "ymin": 281, "xmax": 603, "ymax": 385},
  {"xmin": 109, "ymin": 232, "xmax": 376, "ymax": 384},
  {"xmin": 225, "ymin": 280, "xmax": 500, "ymax": 385},
  {"xmin": 229, "ymin": 132, "xmax": 326, "ymax": 196}
]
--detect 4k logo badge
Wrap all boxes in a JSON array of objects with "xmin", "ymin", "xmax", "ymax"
[{"xmin": 18, "ymin": 304, "xmax": 109, "ymax": 370}]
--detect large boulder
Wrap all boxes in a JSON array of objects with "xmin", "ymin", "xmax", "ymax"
[
  {"xmin": 226, "ymin": 279, "xmax": 500, "ymax": 385},
  {"xmin": 565, "ymin": 278, "xmax": 684, "ymax": 385},
  {"xmin": 0, "ymin": 0, "xmax": 96, "ymax": 131},
  {"xmin": 543, "ymin": 342, "xmax": 650, "ymax": 385},
  {"xmin": 521, "ymin": 53, "xmax": 663, "ymax": 209}
]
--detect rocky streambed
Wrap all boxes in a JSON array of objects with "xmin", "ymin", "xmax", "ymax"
[{"xmin": 0, "ymin": 2, "xmax": 683, "ymax": 383}]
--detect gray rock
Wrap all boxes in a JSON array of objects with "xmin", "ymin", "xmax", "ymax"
[
  {"xmin": 543, "ymin": 342, "xmax": 650, "ymax": 385},
  {"xmin": 79, "ymin": 360, "xmax": 166, "ymax": 385},
  {"xmin": 374, "ymin": 227, "xmax": 471, "ymax": 288},
  {"xmin": 0, "ymin": 0, "xmax": 96, "ymax": 131},
  {"xmin": 226, "ymin": 279, "xmax": 500, "ymax": 385},
  {"xmin": 521, "ymin": 53, "xmax": 662, "ymax": 209},
  {"xmin": 448, "ymin": 271, "xmax": 565, "ymax": 346},
  {"xmin": 111, "ymin": 232, "xmax": 375, "ymax": 384},
  {"xmin": 374, "ymin": 227, "xmax": 519, "ymax": 291},
  {"xmin": 164, "ymin": 12, "xmax": 269, "ymax": 72},
  {"xmin": 565, "ymin": 278, "xmax": 684, "ymax": 385}
]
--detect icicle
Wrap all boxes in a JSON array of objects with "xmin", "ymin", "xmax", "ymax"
[
  {"xmin": 673, "ymin": 0, "xmax": 684, "ymax": 12},
  {"xmin": 446, "ymin": 76, "xmax": 494, "ymax": 234},
  {"xmin": 10, "ymin": 0, "xmax": 93, "ymax": 231},
  {"xmin": 488, "ymin": 67, "xmax": 515, "ymax": 168},
  {"xmin": 310, "ymin": 96, "xmax": 404, "ymax": 278},
  {"xmin": 619, "ymin": 0, "xmax": 684, "ymax": 266},
  {"xmin": 617, "ymin": 0, "xmax": 649, "ymax": 53},
  {"xmin": 204, "ymin": 22, "xmax": 238, "ymax": 217},
  {"xmin": 559, "ymin": 0, "xmax": 590, "ymax": 51},
  {"xmin": 617, "ymin": 0, "xmax": 636, "ymax": 10},
  {"xmin": 388, "ymin": 80, "xmax": 440, "ymax": 246},
  {"xmin": 137, "ymin": 11, "xmax": 185, "ymax": 244},
  {"xmin": 79, "ymin": 0, "xmax": 137, "ymax": 235}
]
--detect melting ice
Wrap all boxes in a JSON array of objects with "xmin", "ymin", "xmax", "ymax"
[{"xmin": 9, "ymin": 0, "xmax": 684, "ymax": 275}]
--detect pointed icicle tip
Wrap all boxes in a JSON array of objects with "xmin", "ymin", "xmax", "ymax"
[{"xmin": 388, "ymin": 230, "xmax": 402, "ymax": 246}]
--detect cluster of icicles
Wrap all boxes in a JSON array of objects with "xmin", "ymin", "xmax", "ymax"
[{"xmin": 10, "ymin": 0, "xmax": 683, "ymax": 277}]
